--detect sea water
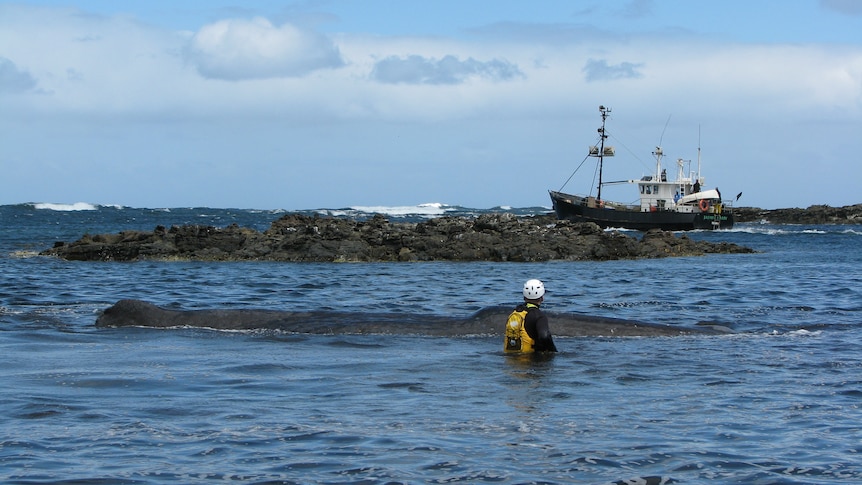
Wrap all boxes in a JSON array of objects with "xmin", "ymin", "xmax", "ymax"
[{"xmin": 1, "ymin": 203, "xmax": 860, "ymax": 484}]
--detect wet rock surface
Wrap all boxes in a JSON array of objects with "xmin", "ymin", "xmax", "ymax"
[
  {"xmin": 734, "ymin": 204, "xmax": 862, "ymax": 224},
  {"xmin": 42, "ymin": 213, "xmax": 754, "ymax": 262}
]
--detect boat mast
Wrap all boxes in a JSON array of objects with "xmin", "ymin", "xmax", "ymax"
[
  {"xmin": 596, "ymin": 105, "xmax": 611, "ymax": 202},
  {"xmin": 652, "ymin": 146, "xmax": 663, "ymax": 181}
]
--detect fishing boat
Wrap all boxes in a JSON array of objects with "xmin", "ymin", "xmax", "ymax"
[{"xmin": 549, "ymin": 105, "xmax": 734, "ymax": 231}]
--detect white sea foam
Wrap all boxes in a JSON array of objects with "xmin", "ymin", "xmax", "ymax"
[
  {"xmin": 787, "ymin": 329, "xmax": 823, "ymax": 337},
  {"xmin": 318, "ymin": 203, "xmax": 452, "ymax": 218},
  {"xmin": 33, "ymin": 202, "xmax": 98, "ymax": 211},
  {"xmin": 729, "ymin": 226, "xmax": 793, "ymax": 235},
  {"xmin": 349, "ymin": 202, "xmax": 449, "ymax": 217},
  {"xmin": 9, "ymin": 250, "xmax": 40, "ymax": 259},
  {"xmin": 733, "ymin": 225, "xmax": 860, "ymax": 236}
]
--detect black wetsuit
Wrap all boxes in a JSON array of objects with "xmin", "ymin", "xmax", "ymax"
[{"xmin": 517, "ymin": 303, "xmax": 557, "ymax": 352}]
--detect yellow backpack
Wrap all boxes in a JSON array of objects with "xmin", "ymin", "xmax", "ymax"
[{"xmin": 504, "ymin": 309, "xmax": 534, "ymax": 353}]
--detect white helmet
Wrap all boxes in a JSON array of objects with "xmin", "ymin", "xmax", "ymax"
[{"xmin": 523, "ymin": 279, "xmax": 545, "ymax": 299}]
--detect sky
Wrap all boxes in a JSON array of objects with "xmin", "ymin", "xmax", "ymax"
[{"xmin": 1, "ymin": 0, "xmax": 861, "ymax": 210}]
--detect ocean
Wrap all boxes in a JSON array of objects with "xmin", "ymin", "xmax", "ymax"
[{"xmin": 1, "ymin": 202, "xmax": 860, "ymax": 484}]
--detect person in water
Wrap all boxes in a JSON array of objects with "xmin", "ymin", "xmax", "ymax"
[{"xmin": 504, "ymin": 279, "xmax": 557, "ymax": 353}]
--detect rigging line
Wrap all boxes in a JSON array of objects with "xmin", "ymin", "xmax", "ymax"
[
  {"xmin": 557, "ymin": 153, "xmax": 591, "ymax": 192},
  {"xmin": 659, "ymin": 114, "xmax": 671, "ymax": 147},
  {"xmin": 608, "ymin": 133, "xmax": 652, "ymax": 173}
]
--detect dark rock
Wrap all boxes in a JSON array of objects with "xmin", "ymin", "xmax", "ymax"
[
  {"xmin": 41, "ymin": 213, "xmax": 755, "ymax": 262},
  {"xmin": 734, "ymin": 204, "xmax": 862, "ymax": 224}
]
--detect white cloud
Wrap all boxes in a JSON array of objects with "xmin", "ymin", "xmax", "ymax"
[
  {"xmin": 370, "ymin": 54, "xmax": 524, "ymax": 84},
  {"xmin": 185, "ymin": 17, "xmax": 345, "ymax": 80},
  {"xmin": 634, "ymin": 43, "xmax": 862, "ymax": 120},
  {"xmin": 0, "ymin": 57, "xmax": 37, "ymax": 93},
  {"xmin": 5, "ymin": 4, "xmax": 854, "ymax": 124},
  {"xmin": 0, "ymin": 5, "xmax": 194, "ymax": 114},
  {"xmin": 582, "ymin": 58, "xmax": 644, "ymax": 82},
  {"xmin": 820, "ymin": 0, "xmax": 862, "ymax": 16},
  {"xmin": 619, "ymin": 0, "xmax": 654, "ymax": 19}
]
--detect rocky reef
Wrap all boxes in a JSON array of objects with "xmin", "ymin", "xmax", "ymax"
[
  {"xmin": 734, "ymin": 204, "xmax": 862, "ymax": 224},
  {"xmin": 41, "ymin": 213, "xmax": 754, "ymax": 262}
]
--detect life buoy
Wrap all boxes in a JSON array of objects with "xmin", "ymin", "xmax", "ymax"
[{"xmin": 698, "ymin": 199, "xmax": 710, "ymax": 212}]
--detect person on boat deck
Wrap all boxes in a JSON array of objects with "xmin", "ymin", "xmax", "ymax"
[
  {"xmin": 693, "ymin": 180, "xmax": 701, "ymax": 193},
  {"xmin": 504, "ymin": 279, "xmax": 557, "ymax": 353}
]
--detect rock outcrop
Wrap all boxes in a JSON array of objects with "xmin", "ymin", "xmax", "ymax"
[
  {"xmin": 41, "ymin": 213, "xmax": 754, "ymax": 262},
  {"xmin": 734, "ymin": 204, "xmax": 862, "ymax": 224}
]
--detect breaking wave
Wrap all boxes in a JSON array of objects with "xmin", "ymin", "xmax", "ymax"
[{"xmin": 32, "ymin": 202, "xmax": 101, "ymax": 211}]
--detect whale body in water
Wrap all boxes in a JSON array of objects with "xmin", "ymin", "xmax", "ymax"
[{"xmin": 96, "ymin": 299, "xmax": 732, "ymax": 337}]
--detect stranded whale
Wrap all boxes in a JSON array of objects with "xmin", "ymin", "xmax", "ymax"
[{"xmin": 96, "ymin": 299, "xmax": 732, "ymax": 337}]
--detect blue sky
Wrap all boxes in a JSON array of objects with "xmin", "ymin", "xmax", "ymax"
[{"xmin": 1, "ymin": 0, "xmax": 860, "ymax": 210}]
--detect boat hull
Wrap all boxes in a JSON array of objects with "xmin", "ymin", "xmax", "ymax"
[{"xmin": 550, "ymin": 191, "xmax": 734, "ymax": 231}]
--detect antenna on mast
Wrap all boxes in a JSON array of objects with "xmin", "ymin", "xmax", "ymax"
[{"xmin": 591, "ymin": 105, "xmax": 614, "ymax": 202}]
